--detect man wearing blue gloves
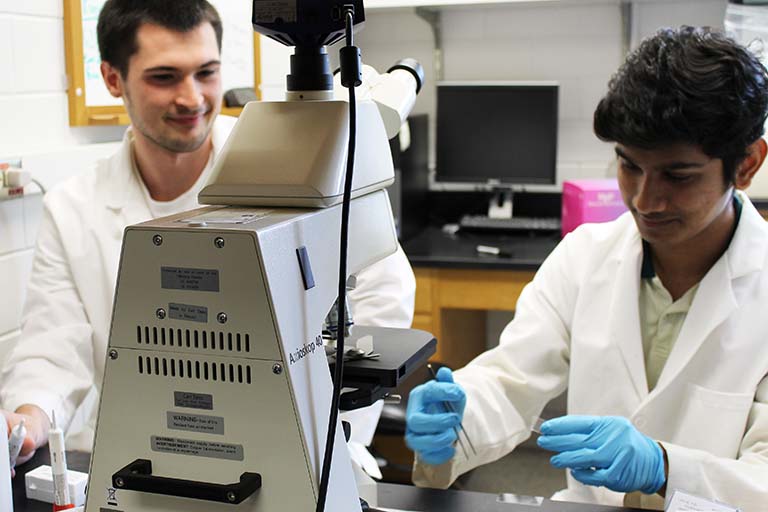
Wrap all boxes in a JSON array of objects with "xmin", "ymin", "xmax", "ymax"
[{"xmin": 406, "ymin": 27, "xmax": 768, "ymax": 511}]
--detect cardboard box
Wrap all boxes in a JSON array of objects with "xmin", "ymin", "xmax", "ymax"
[{"xmin": 561, "ymin": 179, "xmax": 628, "ymax": 236}]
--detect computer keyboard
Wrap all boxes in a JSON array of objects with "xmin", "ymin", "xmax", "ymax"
[{"xmin": 459, "ymin": 215, "xmax": 561, "ymax": 233}]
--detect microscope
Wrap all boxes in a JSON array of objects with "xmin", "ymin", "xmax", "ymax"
[{"xmin": 84, "ymin": 1, "xmax": 432, "ymax": 511}]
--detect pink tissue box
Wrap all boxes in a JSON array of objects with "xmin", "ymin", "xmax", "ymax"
[{"xmin": 561, "ymin": 179, "xmax": 628, "ymax": 237}]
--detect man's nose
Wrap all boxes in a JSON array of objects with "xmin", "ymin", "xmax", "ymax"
[
  {"xmin": 633, "ymin": 175, "xmax": 666, "ymax": 214},
  {"xmin": 175, "ymin": 77, "xmax": 204, "ymax": 111}
]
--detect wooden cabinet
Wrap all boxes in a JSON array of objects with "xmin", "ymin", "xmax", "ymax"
[{"xmin": 412, "ymin": 267, "xmax": 535, "ymax": 368}]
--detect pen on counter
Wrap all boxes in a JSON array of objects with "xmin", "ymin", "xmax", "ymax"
[
  {"xmin": 8, "ymin": 418, "xmax": 26, "ymax": 468},
  {"xmin": 49, "ymin": 411, "xmax": 74, "ymax": 511},
  {"xmin": 476, "ymin": 244, "xmax": 512, "ymax": 258},
  {"xmin": 427, "ymin": 364, "xmax": 477, "ymax": 458}
]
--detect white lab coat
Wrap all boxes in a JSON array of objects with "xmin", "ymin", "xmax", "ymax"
[
  {"xmin": 1, "ymin": 116, "xmax": 416, "ymax": 451},
  {"xmin": 414, "ymin": 193, "xmax": 768, "ymax": 511}
]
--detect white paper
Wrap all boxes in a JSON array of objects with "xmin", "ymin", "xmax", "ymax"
[
  {"xmin": 356, "ymin": 335, "xmax": 374, "ymax": 355},
  {"xmin": 666, "ymin": 489, "xmax": 740, "ymax": 512}
]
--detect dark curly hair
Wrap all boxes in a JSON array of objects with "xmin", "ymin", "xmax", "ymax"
[
  {"xmin": 97, "ymin": 0, "xmax": 223, "ymax": 78},
  {"xmin": 594, "ymin": 26, "xmax": 768, "ymax": 183}
]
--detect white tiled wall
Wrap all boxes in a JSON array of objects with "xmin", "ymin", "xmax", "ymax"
[{"xmin": 0, "ymin": 3, "xmax": 124, "ymax": 366}]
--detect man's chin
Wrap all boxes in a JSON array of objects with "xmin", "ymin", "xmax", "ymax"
[
  {"xmin": 637, "ymin": 228, "xmax": 686, "ymax": 247},
  {"xmin": 155, "ymin": 131, "xmax": 210, "ymax": 153}
]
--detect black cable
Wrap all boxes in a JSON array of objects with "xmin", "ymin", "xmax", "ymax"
[{"xmin": 315, "ymin": 8, "xmax": 358, "ymax": 512}]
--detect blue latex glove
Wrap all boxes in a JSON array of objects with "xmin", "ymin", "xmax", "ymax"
[
  {"xmin": 537, "ymin": 415, "xmax": 666, "ymax": 494},
  {"xmin": 405, "ymin": 367, "xmax": 466, "ymax": 465}
]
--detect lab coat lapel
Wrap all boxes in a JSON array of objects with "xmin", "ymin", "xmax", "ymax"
[
  {"xmin": 652, "ymin": 257, "xmax": 736, "ymax": 392},
  {"xmin": 608, "ymin": 232, "xmax": 649, "ymax": 403},
  {"xmin": 103, "ymin": 128, "xmax": 152, "ymax": 239}
]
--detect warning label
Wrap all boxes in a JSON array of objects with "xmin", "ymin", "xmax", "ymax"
[
  {"xmin": 167, "ymin": 411, "xmax": 224, "ymax": 435},
  {"xmin": 151, "ymin": 436, "xmax": 244, "ymax": 461}
]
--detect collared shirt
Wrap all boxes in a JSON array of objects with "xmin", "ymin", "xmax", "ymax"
[{"xmin": 639, "ymin": 195, "xmax": 743, "ymax": 391}]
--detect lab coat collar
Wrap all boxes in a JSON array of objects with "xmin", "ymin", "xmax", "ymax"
[
  {"xmin": 724, "ymin": 191, "xmax": 768, "ymax": 279},
  {"xmin": 650, "ymin": 191, "xmax": 768, "ymax": 394},
  {"xmin": 104, "ymin": 127, "xmax": 140, "ymax": 212},
  {"xmin": 104, "ymin": 117, "xmax": 233, "ymax": 211}
]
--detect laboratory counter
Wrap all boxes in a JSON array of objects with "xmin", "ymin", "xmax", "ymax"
[
  {"xmin": 12, "ymin": 450, "xmax": 643, "ymax": 512},
  {"xmin": 402, "ymin": 225, "xmax": 560, "ymax": 270}
]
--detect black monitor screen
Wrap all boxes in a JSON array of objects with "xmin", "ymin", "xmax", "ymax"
[{"xmin": 435, "ymin": 83, "xmax": 558, "ymax": 185}]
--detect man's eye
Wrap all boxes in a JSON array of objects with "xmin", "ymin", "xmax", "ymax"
[
  {"xmin": 197, "ymin": 69, "xmax": 218, "ymax": 79},
  {"xmin": 149, "ymin": 74, "xmax": 175, "ymax": 83},
  {"xmin": 619, "ymin": 160, "xmax": 640, "ymax": 173},
  {"xmin": 666, "ymin": 173, "xmax": 692, "ymax": 183}
]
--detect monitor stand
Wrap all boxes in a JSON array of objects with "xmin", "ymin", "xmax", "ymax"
[{"xmin": 488, "ymin": 189, "xmax": 513, "ymax": 219}]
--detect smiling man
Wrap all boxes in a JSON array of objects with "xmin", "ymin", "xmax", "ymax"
[
  {"xmin": 406, "ymin": 27, "xmax": 768, "ymax": 510},
  {"xmin": 1, "ymin": 0, "xmax": 415, "ymax": 467}
]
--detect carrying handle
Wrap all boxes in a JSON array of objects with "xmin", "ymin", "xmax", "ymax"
[{"xmin": 112, "ymin": 459, "xmax": 262, "ymax": 505}]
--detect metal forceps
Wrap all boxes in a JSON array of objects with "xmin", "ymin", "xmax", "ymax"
[{"xmin": 427, "ymin": 364, "xmax": 478, "ymax": 459}]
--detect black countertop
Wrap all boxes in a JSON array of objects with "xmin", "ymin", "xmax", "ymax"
[
  {"xmin": 12, "ymin": 450, "xmax": 642, "ymax": 512},
  {"xmin": 379, "ymin": 483, "xmax": 644, "ymax": 512},
  {"xmin": 402, "ymin": 225, "xmax": 560, "ymax": 270}
]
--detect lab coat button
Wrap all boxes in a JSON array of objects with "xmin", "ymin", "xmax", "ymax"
[{"xmin": 634, "ymin": 416, "xmax": 647, "ymax": 429}]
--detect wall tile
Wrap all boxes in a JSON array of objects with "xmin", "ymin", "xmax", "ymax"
[
  {"xmin": 0, "ymin": 1, "xmax": 62, "ymax": 17},
  {"xmin": 10, "ymin": 16, "xmax": 66, "ymax": 93},
  {"xmin": 0, "ymin": 18, "xmax": 13, "ymax": 93},
  {"xmin": 440, "ymin": 8, "xmax": 485, "ymax": 41},
  {"xmin": 479, "ymin": 3, "xmax": 621, "ymax": 40},
  {"xmin": 633, "ymin": 0, "xmax": 727, "ymax": 47},
  {"xmin": 0, "ymin": 249, "xmax": 33, "ymax": 335},
  {"xmin": 356, "ymin": 10, "xmax": 433, "ymax": 45},
  {"xmin": 0, "ymin": 198, "xmax": 26, "ymax": 255},
  {"xmin": 559, "ymin": 119, "xmax": 614, "ymax": 169},
  {"xmin": 0, "ymin": 93, "xmax": 71, "ymax": 155}
]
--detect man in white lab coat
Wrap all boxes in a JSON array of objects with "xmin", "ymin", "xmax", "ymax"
[
  {"xmin": 406, "ymin": 27, "xmax": 768, "ymax": 510},
  {"xmin": 0, "ymin": 0, "xmax": 414, "ymax": 466}
]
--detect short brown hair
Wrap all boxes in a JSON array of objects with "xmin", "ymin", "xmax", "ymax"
[{"xmin": 97, "ymin": 0, "xmax": 223, "ymax": 77}]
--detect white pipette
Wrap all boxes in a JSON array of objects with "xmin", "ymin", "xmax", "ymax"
[{"xmin": 49, "ymin": 411, "xmax": 74, "ymax": 511}]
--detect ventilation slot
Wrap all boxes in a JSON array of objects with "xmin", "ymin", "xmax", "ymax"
[
  {"xmin": 137, "ymin": 355, "xmax": 252, "ymax": 384},
  {"xmin": 136, "ymin": 326, "xmax": 251, "ymax": 353}
]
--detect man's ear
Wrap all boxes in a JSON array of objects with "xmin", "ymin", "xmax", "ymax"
[
  {"xmin": 734, "ymin": 138, "xmax": 768, "ymax": 190},
  {"xmin": 100, "ymin": 61, "xmax": 124, "ymax": 98}
]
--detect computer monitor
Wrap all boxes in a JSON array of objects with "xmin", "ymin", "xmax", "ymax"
[{"xmin": 435, "ymin": 82, "xmax": 559, "ymax": 186}]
